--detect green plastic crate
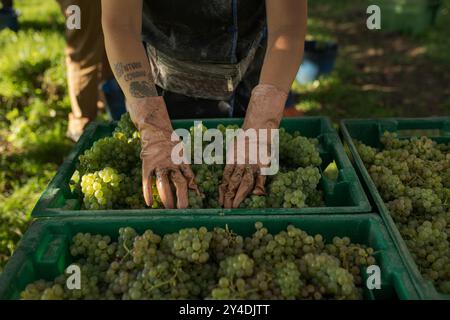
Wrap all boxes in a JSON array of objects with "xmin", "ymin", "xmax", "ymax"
[
  {"xmin": 375, "ymin": 0, "xmax": 443, "ymax": 34},
  {"xmin": 0, "ymin": 214, "xmax": 418, "ymax": 300},
  {"xmin": 341, "ymin": 117, "xmax": 450, "ymax": 300},
  {"xmin": 31, "ymin": 117, "xmax": 371, "ymax": 217}
]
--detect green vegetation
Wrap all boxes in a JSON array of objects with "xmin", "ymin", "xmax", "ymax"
[{"xmin": 0, "ymin": 0, "xmax": 69, "ymax": 271}]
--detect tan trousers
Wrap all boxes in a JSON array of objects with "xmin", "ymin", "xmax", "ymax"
[{"xmin": 57, "ymin": 0, "xmax": 112, "ymax": 137}]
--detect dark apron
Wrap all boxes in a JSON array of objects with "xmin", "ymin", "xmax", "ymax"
[{"xmin": 141, "ymin": 0, "xmax": 267, "ymax": 118}]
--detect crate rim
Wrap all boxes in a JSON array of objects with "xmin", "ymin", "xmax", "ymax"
[
  {"xmin": 31, "ymin": 116, "xmax": 372, "ymax": 217},
  {"xmin": 0, "ymin": 213, "xmax": 420, "ymax": 300}
]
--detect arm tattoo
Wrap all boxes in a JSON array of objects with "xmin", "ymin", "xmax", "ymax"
[
  {"xmin": 113, "ymin": 62, "xmax": 143, "ymax": 79},
  {"xmin": 113, "ymin": 62, "xmax": 157, "ymax": 97},
  {"xmin": 129, "ymin": 80, "xmax": 158, "ymax": 98}
]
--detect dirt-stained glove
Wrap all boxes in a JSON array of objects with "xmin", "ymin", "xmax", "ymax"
[
  {"xmin": 128, "ymin": 97, "xmax": 199, "ymax": 209},
  {"xmin": 219, "ymin": 84, "xmax": 288, "ymax": 208}
]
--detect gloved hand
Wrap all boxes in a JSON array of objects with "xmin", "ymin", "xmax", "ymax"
[
  {"xmin": 219, "ymin": 84, "xmax": 288, "ymax": 208},
  {"xmin": 128, "ymin": 97, "xmax": 199, "ymax": 209}
]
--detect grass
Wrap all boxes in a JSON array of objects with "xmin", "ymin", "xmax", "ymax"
[{"xmin": 0, "ymin": 0, "xmax": 69, "ymax": 271}]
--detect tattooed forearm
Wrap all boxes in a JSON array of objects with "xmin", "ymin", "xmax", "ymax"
[
  {"xmin": 124, "ymin": 70, "xmax": 146, "ymax": 81},
  {"xmin": 129, "ymin": 80, "xmax": 158, "ymax": 98},
  {"xmin": 113, "ymin": 61, "xmax": 157, "ymax": 98},
  {"xmin": 113, "ymin": 62, "xmax": 143, "ymax": 79}
]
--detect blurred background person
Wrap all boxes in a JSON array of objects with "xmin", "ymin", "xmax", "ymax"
[
  {"xmin": 0, "ymin": 0, "xmax": 18, "ymax": 31},
  {"xmin": 57, "ymin": 0, "xmax": 125, "ymax": 142}
]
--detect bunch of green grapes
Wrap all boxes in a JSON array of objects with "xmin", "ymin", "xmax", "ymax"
[
  {"xmin": 368, "ymin": 165, "xmax": 405, "ymax": 201},
  {"xmin": 166, "ymin": 227, "xmax": 212, "ymax": 263},
  {"xmin": 21, "ymin": 222, "xmax": 376, "ymax": 300},
  {"xmin": 192, "ymin": 164, "xmax": 223, "ymax": 196},
  {"xmin": 301, "ymin": 253, "xmax": 360, "ymax": 299},
  {"xmin": 325, "ymin": 236, "xmax": 376, "ymax": 285},
  {"xmin": 402, "ymin": 218, "xmax": 450, "ymax": 291},
  {"xmin": 357, "ymin": 134, "xmax": 450, "ymax": 293},
  {"xmin": 21, "ymin": 264, "xmax": 103, "ymax": 300},
  {"xmin": 247, "ymin": 223, "xmax": 325, "ymax": 264},
  {"xmin": 218, "ymin": 253, "xmax": 254, "ymax": 279},
  {"xmin": 275, "ymin": 260, "xmax": 302, "ymax": 299},
  {"xmin": 354, "ymin": 140, "xmax": 378, "ymax": 165},
  {"xmin": 306, "ymin": 190, "xmax": 325, "ymax": 207},
  {"xmin": 78, "ymin": 135, "xmax": 139, "ymax": 175},
  {"xmin": 131, "ymin": 229, "xmax": 162, "ymax": 266},
  {"xmin": 188, "ymin": 190, "xmax": 204, "ymax": 209},
  {"xmin": 405, "ymin": 187, "xmax": 444, "ymax": 216},
  {"xmin": 209, "ymin": 226, "xmax": 244, "ymax": 261},
  {"xmin": 406, "ymin": 157, "xmax": 444, "ymax": 189},
  {"xmin": 279, "ymin": 128, "xmax": 322, "ymax": 168},
  {"xmin": 190, "ymin": 163, "xmax": 223, "ymax": 208},
  {"xmin": 267, "ymin": 166, "xmax": 321, "ymax": 208},
  {"xmin": 80, "ymin": 167, "xmax": 129, "ymax": 210},
  {"xmin": 70, "ymin": 233, "xmax": 117, "ymax": 271},
  {"xmin": 386, "ymin": 197, "xmax": 413, "ymax": 224},
  {"xmin": 113, "ymin": 112, "xmax": 138, "ymax": 141},
  {"xmin": 104, "ymin": 260, "xmax": 139, "ymax": 298},
  {"xmin": 373, "ymin": 149, "xmax": 410, "ymax": 181},
  {"xmin": 379, "ymin": 131, "xmax": 408, "ymax": 150},
  {"xmin": 240, "ymin": 195, "xmax": 267, "ymax": 209},
  {"xmin": 126, "ymin": 258, "xmax": 175, "ymax": 300},
  {"xmin": 117, "ymin": 227, "xmax": 138, "ymax": 260}
]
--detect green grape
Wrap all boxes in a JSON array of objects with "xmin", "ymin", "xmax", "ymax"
[
  {"xmin": 80, "ymin": 167, "xmax": 129, "ymax": 209},
  {"xmin": 275, "ymin": 260, "xmax": 302, "ymax": 299},
  {"xmin": 166, "ymin": 227, "xmax": 212, "ymax": 263},
  {"xmin": 405, "ymin": 187, "xmax": 443, "ymax": 216},
  {"xmin": 113, "ymin": 112, "xmax": 138, "ymax": 140},
  {"xmin": 219, "ymin": 253, "xmax": 254, "ymax": 279},
  {"xmin": 267, "ymin": 166, "xmax": 321, "ymax": 208},
  {"xmin": 188, "ymin": 190, "xmax": 204, "ymax": 209},
  {"xmin": 302, "ymin": 253, "xmax": 360, "ymax": 299},
  {"xmin": 357, "ymin": 134, "xmax": 450, "ymax": 293},
  {"xmin": 22, "ymin": 224, "xmax": 377, "ymax": 300},
  {"xmin": 240, "ymin": 195, "xmax": 267, "ymax": 209},
  {"xmin": 387, "ymin": 197, "xmax": 413, "ymax": 224},
  {"xmin": 279, "ymin": 128, "xmax": 322, "ymax": 168},
  {"xmin": 70, "ymin": 233, "xmax": 117, "ymax": 271},
  {"xmin": 210, "ymin": 225, "xmax": 244, "ymax": 261},
  {"xmin": 354, "ymin": 140, "xmax": 378, "ymax": 165},
  {"xmin": 368, "ymin": 165, "xmax": 405, "ymax": 200},
  {"xmin": 21, "ymin": 280, "xmax": 53, "ymax": 300},
  {"xmin": 78, "ymin": 135, "xmax": 139, "ymax": 175}
]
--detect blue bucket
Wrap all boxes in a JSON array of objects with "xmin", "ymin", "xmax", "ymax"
[
  {"xmin": 296, "ymin": 40, "xmax": 338, "ymax": 84},
  {"xmin": 101, "ymin": 78, "xmax": 127, "ymax": 121}
]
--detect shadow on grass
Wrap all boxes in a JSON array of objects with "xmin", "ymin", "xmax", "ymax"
[
  {"xmin": 293, "ymin": 0, "xmax": 450, "ymax": 120},
  {"xmin": 18, "ymin": 20, "xmax": 64, "ymax": 33}
]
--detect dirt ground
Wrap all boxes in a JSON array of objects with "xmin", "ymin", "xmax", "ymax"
[{"xmin": 292, "ymin": 1, "xmax": 450, "ymax": 119}]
